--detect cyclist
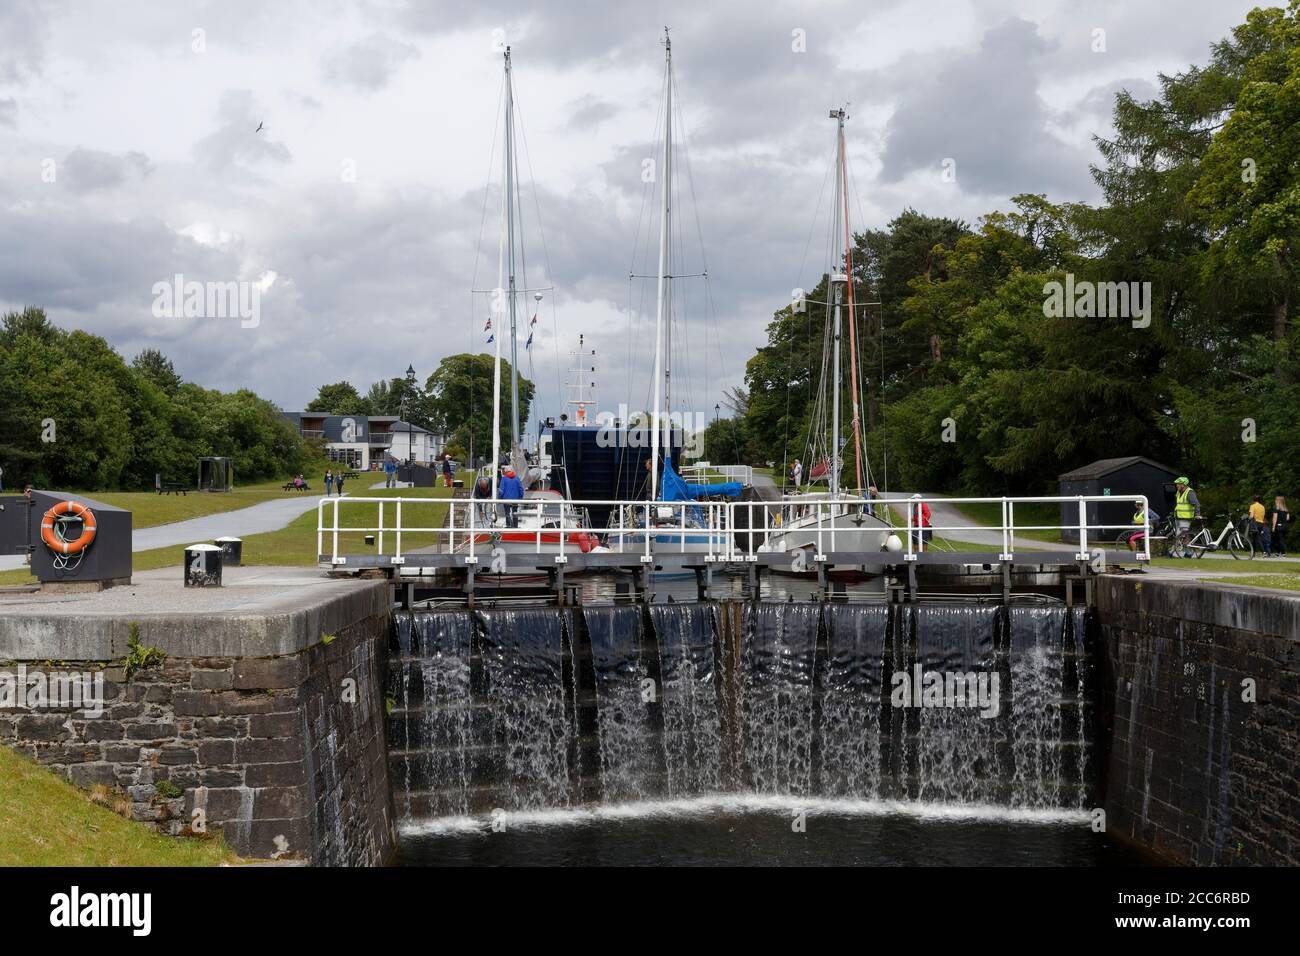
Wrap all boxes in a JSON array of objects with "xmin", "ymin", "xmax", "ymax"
[
  {"xmin": 1128, "ymin": 500, "xmax": 1158, "ymax": 552},
  {"xmin": 1171, "ymin": 476, "xmax": 1202, "ymax": 558}
]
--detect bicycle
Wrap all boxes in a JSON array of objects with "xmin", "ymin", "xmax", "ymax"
[
  {"xmin": 1184, "ymin": 514, "xmax": 1254, "ymax": 560},
  {"xmin": 1116, "ymin": 514, "xmax": 1175, "ymax": 550}
]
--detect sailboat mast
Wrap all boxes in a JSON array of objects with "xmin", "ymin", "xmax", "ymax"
[
  {"xmin": 650, "ymin": 28, "xmax": 672, "ymax": 499},
  {"xmin": 829, "ymin": 107, "xmax": 847, "ymax": 498},
  {"xmin": 505, "ymin": 47, "xmax": 521, "ymax": 451}
]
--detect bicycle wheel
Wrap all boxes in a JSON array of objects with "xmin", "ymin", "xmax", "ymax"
[
  {"xmin": 1228, "ymin": 532, "xmax": 1254, "ymax": 560},
  {"xmin": 1187, "ymin": 531, "xmax": 1209, "ymax": 558}
]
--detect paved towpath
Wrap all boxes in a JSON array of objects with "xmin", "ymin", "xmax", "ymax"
[{"xmin": 0, "ymin": 493, "xmax": 338, "ymax": 571}]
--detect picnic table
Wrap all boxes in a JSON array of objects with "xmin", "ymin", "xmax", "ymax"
[
  {"xmin": 283, "ymin": 481, "xmax": 312, "ymax": 492},
  {"xmin": 158, "ymin": 483, "xmax": 188, "ymax": 495}
]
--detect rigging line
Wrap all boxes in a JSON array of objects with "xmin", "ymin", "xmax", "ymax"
[
  {"xmin": 841, "ymin": 123, "xmax": 864, "ymax": 492},
  {"xmin": 671, "ymin": 101, "xmax": 692, "ymax": 421},
  {"xmin": 846, "ymin": 151, "xmax": 881, "ymax": 489},
  {"xmin": 676, "ymin": 74, "xmax": 727, "ymax": 453},
  {"xmin": 627, "ymin": 66, "xmax": 669, "ymax": 431},
  {"xmin": 511, "ymin": 87, "xmax": 566, "ymax": 424},
  {"xmin": 469, "ymin": 72, "xmax": 507, "ymax": 302},
  {"xmin": 781, "ymin": 141, "xmax": 835, "ymax": 483},
  {"xmin": 805, "ymin": 134, "xmax": 838, "ymax": 472},
  {"xmin": 670, "ymin": 75, "xmax": 715, "ymax": 425}
]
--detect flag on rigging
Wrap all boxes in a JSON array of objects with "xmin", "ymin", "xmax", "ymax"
[
  {"xmin": 525, "ymin": 331, "xmax": 534, "ymax": 350},
  {"xmin": 484, "ymin": 316, "xmax": 492, "ymax": 331},
  {"xmin": 487, "ymin": 333, "xmax": 494, "ymax": 344},
  {"xmin": 530, "ymin": 313, "xmax": 537, "ymax": 326}
]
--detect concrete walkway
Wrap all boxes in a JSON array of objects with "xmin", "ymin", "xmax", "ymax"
[{"xmin": 0, "ymin": 493, "xmax": 339, "ymax": 572}]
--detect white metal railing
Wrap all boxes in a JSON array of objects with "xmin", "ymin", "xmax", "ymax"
[
  {"xmin": 680, "ymin": 463, "xmax": 754, "ymax": 486},
  {"xmin": 315, "ymin": 494, "xmax": 1150, "ymax": 567}
]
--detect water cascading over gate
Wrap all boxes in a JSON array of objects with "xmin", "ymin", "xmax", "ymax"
[{"xmin": 387, "ymin": 602, "xmax": 1094, "ymax": 819}]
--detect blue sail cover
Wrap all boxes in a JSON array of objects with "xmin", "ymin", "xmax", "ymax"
[{"xmin": 659, "ymin": 458, "xmax": 743, "ymax": 502}]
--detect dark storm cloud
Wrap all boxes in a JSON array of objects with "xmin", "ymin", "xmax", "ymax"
[
  {"xmin": 322, "ymin": 33, "xmax": 420, "ymax": 91},
  {"xmin": 394, "ymin": 0, "xmax": 902, "ymax": 158},
  {"xmin": 192, "ymin": 90, "xmax": 292, "ymax": 172},
  {"xmin": 0, "ymin": 205, "xmax": 232, "ymax": 318},
  {"xmin": 60, "ymin": 148, "xmax": 153, "ymax": 193},
  {"xmin": 1, "ymin": 0, "xmax": 1267, "ymax": 415},
  {"xmin": 878, "ymin": 18, "xmax": 1092, "ymax": 199}
]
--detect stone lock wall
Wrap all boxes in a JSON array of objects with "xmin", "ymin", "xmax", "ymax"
[
  {"xmin": 1096, "ymin": 577, "xmax": 1300, "ymax": 866},
  {"xmin": 0, "ymin": 578, "xmax": 396, "ymax": 866}
]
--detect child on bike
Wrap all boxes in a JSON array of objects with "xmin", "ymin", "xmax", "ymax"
[{"xmin": 1128, "ymin": 500, "xmax": 1158, "ymax": 552}]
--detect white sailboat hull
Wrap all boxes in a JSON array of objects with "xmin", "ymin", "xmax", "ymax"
[{"xmin": 761, "ymin": 510, "xmax": 894, "ymax": 555}]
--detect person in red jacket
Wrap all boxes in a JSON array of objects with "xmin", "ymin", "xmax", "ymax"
[{"xmin": 909, "ymin": 494, "xmax": 932, "ymax": 552}]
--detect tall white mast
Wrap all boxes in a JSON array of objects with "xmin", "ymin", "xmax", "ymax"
[
  {"xmin": 828, "ymin": 107, "xmax": 847, "ymax": 499},
  {"xmin": 650, "ymin": 28, "xmax": 672, "ymax": 500},
  {"xmin": 504, "ymin": 48, "xmax": 521, "ymax": 454},
  {"xmin": 489, "ymin": 88, "xmax": 507, "ymax": 493}
]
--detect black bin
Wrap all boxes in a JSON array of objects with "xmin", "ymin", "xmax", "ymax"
[
  {"xmin": 215, "ymin": 536, "xmax": 242, "ymax": 566},
  {"xmin": 184, "ymin": 544, "xmax": 222, "ymax": 587}
]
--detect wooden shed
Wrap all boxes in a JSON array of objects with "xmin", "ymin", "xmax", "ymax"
[{"xmin": 1057, "ymin": 456, "xmax": 1179, "ymax": 544}]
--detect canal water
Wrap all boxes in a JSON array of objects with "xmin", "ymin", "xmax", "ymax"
[
  {"xmin": 388, "ymin": 599, "xmax": 1146, "ymax": 866},
  {"xmin": 395, "ymin": 800, "xmax": 1147, "ymax": 866}
]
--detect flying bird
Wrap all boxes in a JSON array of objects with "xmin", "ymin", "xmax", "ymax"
[{"xmin": 255, "ymin": 122, "xmax": 264, "ymax": 133}]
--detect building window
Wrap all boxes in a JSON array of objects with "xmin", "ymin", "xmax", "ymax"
[{"xmin": 328, "ymin": 447, "xmax": 362, "ymax": 469}]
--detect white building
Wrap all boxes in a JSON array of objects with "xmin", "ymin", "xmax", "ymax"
[
  {"xmin": 282, "ymin": 412, "xmax": 444, "ymax": 470},
  {"xmin": 386, "ymin": 420, "xmax": 441, "ymax": 466}
]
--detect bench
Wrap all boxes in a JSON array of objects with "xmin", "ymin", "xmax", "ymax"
[
  {"xmin": 283, "ymin": 482, "xmax": 312, "ymax": 492},
  {"xmin": 158, "ymin": 483, "xmax": 188, "ymax": 495}
]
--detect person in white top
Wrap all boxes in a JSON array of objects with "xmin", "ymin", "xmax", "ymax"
[{"xmin": 791, "ymin": 459, "xmax": 802, "ymax": 489}]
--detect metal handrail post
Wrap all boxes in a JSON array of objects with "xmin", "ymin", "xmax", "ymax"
[{"xmin": 1076, "ymin": 497, "xmax": 1089, "ymax": 560}]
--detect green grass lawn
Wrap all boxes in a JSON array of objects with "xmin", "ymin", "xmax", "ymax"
[
  {"xmin": 0, "ymin": 746, "xmax": 234, "ymax": 866},
  {"xmin": 0, "ymin": 486, "xmax": 453, "ymax": 585},
  {"xmin": 1204, "ymin": 574, "xmax": 1300, "ymax": 591},
  {"xmin": 1149, "ymin": 555, "xmax": 1300, "ymax": 573}
]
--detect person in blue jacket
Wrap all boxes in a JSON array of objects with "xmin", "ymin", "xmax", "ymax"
[{"xmin": 498, "ymin": 468, "xmax": 524, "ymax": 527}]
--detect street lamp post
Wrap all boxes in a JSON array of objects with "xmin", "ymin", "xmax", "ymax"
[
  {"xmin": 405, "ymin": 364, "xmax": 416, "ymax": 475},
  {"xmin": 713, "ymin": 402, "xmax": 720, "ymax": 462}
]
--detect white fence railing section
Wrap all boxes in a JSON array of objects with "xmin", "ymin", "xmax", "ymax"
[
  {"xmin": 316, "ymin": 494, "xmax": 1151, "ymax": 567},
  {"xmin": 679, "ymin": 463, "xmax": 755, "ymax": 486}
]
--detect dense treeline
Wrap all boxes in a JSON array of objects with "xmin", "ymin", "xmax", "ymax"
[
  {"xmin": 0, "ymin": 307, "xmax": 316, "ymax": 490},
  {"xmin": 728, "ymin": 3, "xmax": 1300, "ymax": 516}
]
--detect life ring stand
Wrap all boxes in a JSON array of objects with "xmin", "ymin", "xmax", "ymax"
[{"xmin": 41, "ymin": 500, "xmax": 98, "ymax": 556}]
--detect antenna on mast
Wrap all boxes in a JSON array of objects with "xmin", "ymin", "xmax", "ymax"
[{"xmin": 565, "ymin": 334, "xmax": 597, "ymax": 426}]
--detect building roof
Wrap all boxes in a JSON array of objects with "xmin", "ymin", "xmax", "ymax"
[
  {"xmin": 1059, "ymin": 456, "xmax": 1177, "ymax": 481},
  {"xmin": 390, "ymin": 420, "xmax": 431, "ymax": 435}
]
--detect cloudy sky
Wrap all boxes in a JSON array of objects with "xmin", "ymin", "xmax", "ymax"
[{"xmin": 0, "ymin": 0, "xmax": 1262, "ymax": 434}]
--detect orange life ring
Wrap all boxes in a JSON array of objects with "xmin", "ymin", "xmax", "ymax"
[{"xmin": 41, "ymin": 500, "xmax": 98, "ymax": 556}]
